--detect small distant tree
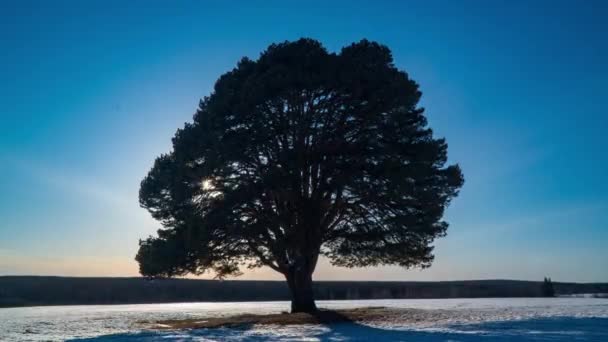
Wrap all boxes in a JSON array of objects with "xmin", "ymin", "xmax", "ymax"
[
  {"xmin": 542, "ymin": 277, "xmax": 555, "ymax": 297},
  {"xmin": 135, "ymin": 39, "xmax": 464, "ymax": 313}
]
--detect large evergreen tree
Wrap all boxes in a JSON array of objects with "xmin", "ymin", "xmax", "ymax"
[{"xmin": 136, "ymin": 39, "xmax": 464, "ymax": 313}]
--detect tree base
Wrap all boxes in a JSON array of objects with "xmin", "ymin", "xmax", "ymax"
[
  {"xmin": 286, "ymin": 267, "xmax": 318, "ymax": 314},
  {"xmin": 290, "ymin": 300, "xmax": 318, "ymax": 314}
]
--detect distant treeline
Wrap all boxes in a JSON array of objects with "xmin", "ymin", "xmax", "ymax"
[{"xmin": 0, "ymin": 276, "xmax": 606, "ymax": 308}]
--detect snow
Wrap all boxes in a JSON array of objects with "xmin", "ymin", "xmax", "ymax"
[
  {"xmin": 1, "ymin": 298, "xmax": 607, "ymax": 341},
  {"xmin": 71, "ymin": 318, "xmax": 608, "ymax": 341}
]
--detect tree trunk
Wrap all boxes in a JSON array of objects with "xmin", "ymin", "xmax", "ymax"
[{"xmin": 285, "ymin": 267, "xmax": 317, "ymax": 313}]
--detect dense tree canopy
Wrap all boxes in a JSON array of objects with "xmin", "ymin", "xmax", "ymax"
[{"xmin": 136, "ymin": 38, "xmax": 464, "ymax": 312}]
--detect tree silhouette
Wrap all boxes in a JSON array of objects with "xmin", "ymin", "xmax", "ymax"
[
  {"xmin": 542, "ymin": 277, "xmax": 555, "ymax": 297},
  {"xmin": 136, "ymin": 39, "xmax": 464, "ymax": 313}
]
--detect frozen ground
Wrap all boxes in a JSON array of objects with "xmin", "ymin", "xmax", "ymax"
[{"xmin": 1, "ymin": 298, "xmax": 607, "ymax": 341}]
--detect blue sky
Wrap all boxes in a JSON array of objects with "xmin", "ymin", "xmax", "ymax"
[{"xmin": 1, "ymin": 0, "xmax": 606, "ymax": 282}]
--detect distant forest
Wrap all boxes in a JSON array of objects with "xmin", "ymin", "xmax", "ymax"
[{"xmin": 0, "ymin": 276, "xmax": 606, "ymax": 308}]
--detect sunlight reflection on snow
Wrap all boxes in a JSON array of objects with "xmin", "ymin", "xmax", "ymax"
[{"xmin": 0, "ymin": 298, "xmax": 607, "ymax": 341}]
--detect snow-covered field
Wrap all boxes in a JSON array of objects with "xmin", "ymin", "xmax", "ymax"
[{"xmin": 1, "ymin": 298, "xmax": 607, "ymax": 341}]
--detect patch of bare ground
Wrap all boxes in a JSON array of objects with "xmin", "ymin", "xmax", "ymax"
[{"xmin": 151, "ymin": 307, "xmax": 401, "ymax": 329}]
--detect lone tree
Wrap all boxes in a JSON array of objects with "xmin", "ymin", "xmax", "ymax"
[{"xmin": 136, "ymin": 39, "xmax": 464, "ymax": 313}]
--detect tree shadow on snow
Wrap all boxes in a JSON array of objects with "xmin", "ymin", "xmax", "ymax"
[{"xmin": 70, "ymin": 317, "xmax": 608, "ymax": 341}]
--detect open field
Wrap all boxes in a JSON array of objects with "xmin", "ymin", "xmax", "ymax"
[{"xmin": 1, "ymin": 298, "xmax": 607, "ymax": 341}]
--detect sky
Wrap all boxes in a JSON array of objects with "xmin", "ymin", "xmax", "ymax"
[{"xmin": 0, "ymin": 0, "xmax": 607, "ymax": 282}]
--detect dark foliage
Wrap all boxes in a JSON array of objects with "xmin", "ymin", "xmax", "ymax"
[
  {"xmin": 136, "ymin": 39, "xmax": 464, "ymax": 312},
  {"xmin": 542, "ymin": 277, "xmax": 555, "ymax": 297}
]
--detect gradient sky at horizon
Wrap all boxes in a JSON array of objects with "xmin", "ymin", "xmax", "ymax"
[{"xmin": 1, "ymin": 0, "xmax": 607, "ymax": 282}]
